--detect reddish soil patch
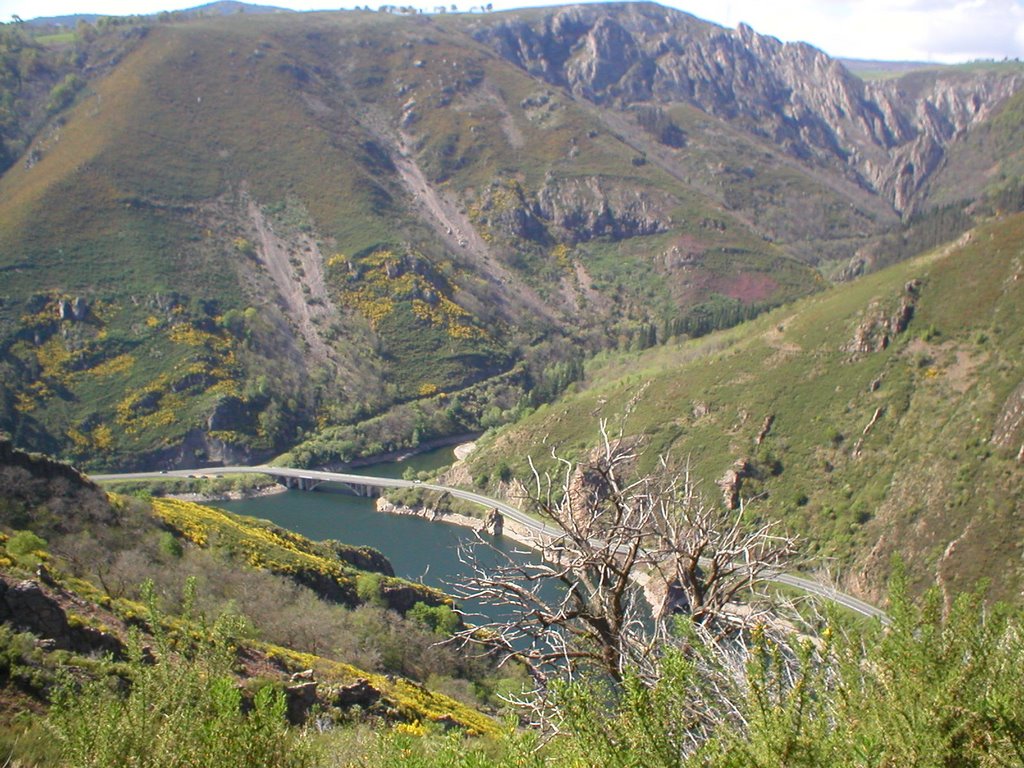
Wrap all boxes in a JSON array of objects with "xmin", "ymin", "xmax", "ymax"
[{"xmin": 719, "ymin": 272, "xmax": 778, "ymax": 303}]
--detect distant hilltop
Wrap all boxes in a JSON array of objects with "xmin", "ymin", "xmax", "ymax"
[{"xmin": 20, "ymin": 1, "xmax": 292, "ymax": 26}]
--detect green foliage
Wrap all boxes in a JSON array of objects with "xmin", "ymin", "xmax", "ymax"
[
  {"xmin": 632, "ymin": 105, "xmax": 687, "ymax": 148},
  {"xmin": 407, "ymin": 602, "xmax": 460, "ymax": 635},
  {"xmin": 0, "ymin": 624, "xmax": 44, "ymax": 688},
  {"xmin": 360, "ymin": 582, "xmax": 1024, "ymax": 768},
  {"xmin": 356, "ymin": 572, "xmax": 386, "ymax": 607},
  {"xmin": 469, "ymin": 211, "xmax": 1024, "ymax": 601},
  {"xmin": 865, "ymin": 201, "xmax": 974, "ymax": 272},
  {"xmin": 5, "ymin": 529, "xmax": 47, "ymax": 560},
  {"xmin": 47, "ymin": 584, "xmax": 315, "ymax": 768},
  {"xmin": 663, "ymin": 295, "xmax": 770, "ymax": 341},
  {"xmin": 0, "ymin": 4, "xmax": 869, "ymax": 472},
  {"xmin": 46, "ymin": 73, "xmax": 83, "ymax": 114},
  {"xmin": 158, "ymin": 530, "xmax": 184, "ymax": 559}
]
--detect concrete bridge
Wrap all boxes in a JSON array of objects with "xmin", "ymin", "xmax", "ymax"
[
  {"xmin": 272, "ymin": 473, "xmax": 378, "ymax": 497},
  {"xmin": 92, "ymin": 464, "xmax": 890, "ymax": 623},
  {"xmin": 269, "ymin": 473, "xmax": 379, "ymax": 496}
]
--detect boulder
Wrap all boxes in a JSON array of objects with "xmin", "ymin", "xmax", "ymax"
[
  {"xmin": 483, "ymin": 508, "xmax": 504, "ymax": 536},
  {"xmin": 717, "ymin": 458, "xmax": 752, "ymax": 511},
  {"xmin": 284, "ymin": 681, "xmax": 318, "ymax": 724},
  {"xmin": 0, "ymin": 579, "xmax": 71, "ymax": 649},
  {"xmin": 331, "ymin": 678, "xmax": 381, "ymax": 708}
]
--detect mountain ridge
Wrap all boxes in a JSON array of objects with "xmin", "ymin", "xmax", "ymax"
[
  {"xmin": 0, "ymin": 2, "xmax": 1021, "ymax": 475},
  {"xmin": 459, "ymin": 211, "xmax": 1024, "ymax": 605}
]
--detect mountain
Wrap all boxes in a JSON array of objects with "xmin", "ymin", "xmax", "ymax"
[
  {"xmin": 0, "ymin": 3, "xmax": 1021, "ymax": 473},
  {"xmin": 23, "ymin": 2, "xmax": 292, "ymax": 27},
  {"xmin": 460, "ymin": 209, "xmax": 1024, "ymax": 605}
]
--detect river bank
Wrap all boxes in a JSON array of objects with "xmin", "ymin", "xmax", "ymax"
[
  {"xmin": 338, "ymin": 433, "xmax": 481, "ymax": 469},
  {"xmin": 373, "ymin": 496, "xmax": 540, "ymax": 551},
  {"xmin": 169, "ymin": 483, "xmax": 288, "ymax": 503}
]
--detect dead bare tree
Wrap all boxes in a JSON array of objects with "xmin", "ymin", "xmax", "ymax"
[{"xmin": 453, "ymin": 421, "xmax": 799, "ymax": 689}]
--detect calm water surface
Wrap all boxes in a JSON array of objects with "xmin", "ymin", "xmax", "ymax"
[{"xmin": 212, "ymin": 446, "xmax": 538, "ymax": 618}]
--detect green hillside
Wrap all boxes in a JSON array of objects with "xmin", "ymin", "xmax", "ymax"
[
  {"xmin": 0, "ymin": 7, "xmax": 921, "ymax": 470},
  {"xmin": 0, "ymin": 438, "xmax": 506, "ymax": 763},
  {"xmin": 0, "ymin": 0, "xmax": 1022, "ymax": 597},
  {"xmin": 2, "ymin": 5, "xmax": 1024, "ymax": 764},
  {"xmin": 465, "ymin": 211, "xmax": 1024, "ymax": 604}
]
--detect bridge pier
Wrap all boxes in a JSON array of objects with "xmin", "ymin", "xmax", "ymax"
[
  {"xmin": 278, "ymin": 475, "xmax": 324, "ymax": 492},
  {"xmin": 344, "ymin": 482, "xmax": 379, "ymax": 498}
]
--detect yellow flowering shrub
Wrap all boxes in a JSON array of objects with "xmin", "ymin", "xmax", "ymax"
[{"xmin": 87, "ymin": 353, "xmax": 135, "ymax": 378}]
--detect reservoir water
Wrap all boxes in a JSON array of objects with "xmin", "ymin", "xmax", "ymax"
[{"xmin": 211, "ymin": 446, "xmax": 538, "ymax": 620}]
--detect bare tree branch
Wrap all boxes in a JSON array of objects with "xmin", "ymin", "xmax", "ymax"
[{"xmin": 452, "ymin": 423, "xmax": 800, "ymax": 691}]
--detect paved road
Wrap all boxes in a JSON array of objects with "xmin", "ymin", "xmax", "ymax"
[{"xmin": 93, "ymin": 465, "xmax": 889, "ymax": 623}]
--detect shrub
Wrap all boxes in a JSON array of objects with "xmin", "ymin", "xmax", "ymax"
[
  {"xmin": 407, "ymin": 602, "xmax": 460, "ymax": 635},
  {"xmin": 355, "ymin": 572, "xmax": 385, "ymax": 606},
  {"xmin": 6, "ymin": 530, "xmax": 47, "ymax": 559},
  {"xmin": 47, "ymin": 584, "xmax": 315, "ymax": 768}
]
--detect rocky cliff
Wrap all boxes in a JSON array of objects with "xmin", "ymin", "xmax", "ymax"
[{"xmin": 469, "ymin": 2, "xmax": 1022, "ymax": 213}]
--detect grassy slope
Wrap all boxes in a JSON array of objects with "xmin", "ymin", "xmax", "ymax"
[
  {"xmin": 467, "ymin": 212, "xmax": 1024, "ymax": 605},
  {"xmin": 0, "ymin": 444, "xmax": 495, "ymax": 735},
  {"xmin": 4, "ymin": 7, "xmax": 1017, "ymax": 472},
  {"xmin": 0, "ymin": 10, "xmax": 835, "ymax": 469}
]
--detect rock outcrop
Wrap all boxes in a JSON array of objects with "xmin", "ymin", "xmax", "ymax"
[
  {"xmin": 0, "ymin": 576, "xmax": 124, "ymax": 657},
  {"xmin": 323, "ymin": 541, "xmax": 395, "ymax": 577},
  {"xmin": 536, "ymin": 176, "xmax": 675, "ymax": 243},
  {"xmin": 331, "ymin": 677, "xmax": 382, "ymax": 708},
  {"xmin": 470, "ymin": 3, "xmax": 1022, "ymax": 213},
  {"xmin": 717, "ymin": 458, "xmax": 752, "ymax": 510},
  {"xmin": 845, "ymin": 279, "xmax": 920, "ymax": 358},
  {"xmin": 483, "ymin": 508, "xmax": 504, "ymax": 536},
  {"xmin": 0, "ymin": 579, "xmax": 71, "ymax": 649},
  {"xmin": 284, "ymin": 680, "xmax": 319, "ymax": 724}
]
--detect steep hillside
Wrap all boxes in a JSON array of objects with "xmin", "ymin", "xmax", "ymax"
[
  {"xmin": 0, "ymin": 439, "xmax": 507, "ymax": 759},
  {"xmin": 464, "ymin": 211, "xmax": 1024, "ymax": 606},
  {"xmin": 0, "ymin": 4, "xmax": 1020, "ymax": 470},
  {"xmin": 461, "ymin": 3, "xmax": 1022, "ymax": 214}
]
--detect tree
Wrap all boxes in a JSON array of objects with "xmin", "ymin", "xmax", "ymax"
[{"xmin": 454, "ymin": 422, "xmax": 798, "ymax": 688}]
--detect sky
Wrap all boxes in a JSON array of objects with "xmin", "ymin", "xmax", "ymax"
[{"xmin": 2, "ymin": 0, "xmax": 1023, "ymax": 64}]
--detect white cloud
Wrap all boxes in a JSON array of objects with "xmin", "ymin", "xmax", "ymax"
[{"xmin": 653, "ymin": 0, "xmax": 1024, "ymax": 61}]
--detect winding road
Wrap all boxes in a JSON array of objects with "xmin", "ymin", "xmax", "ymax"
[{"xmin": 92, "ymin": 465, "xmax": 889, "ymax": 623}]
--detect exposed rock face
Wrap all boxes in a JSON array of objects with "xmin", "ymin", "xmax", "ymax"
[
  {"xmin": 331, "ymin": 678, "xmax": 382, "ymax": 708},
  {"xmin": 57, "ymin": 297, "xmax": 89, "ymax": 322},
  {"xmin": 284, "ymin": 681, "xmax": 319, "ymax": 724},
  {"xmin": 471, "ymin": 3, "xmax": 1022, "ymax": 213},
  {"xmin": 755, "ymin": 414, "xmax": 774, "ymax": 446},
  {"xmin": 475, "ymin": 181, "xmax": 550, "ymax": 243},
  {"xmin": 0, "ymin": 579, "xmax": 71, "ymax": 649},
  {"xmin": 380, "ymin": 582, "xmax": 446, "ymax": 614},
  {"xmin": 536, "ymin": 176, "xmax": 675, "ymax": 243},
  {"xmin": 845, "ymin": 279, "xmax": 920, "ymax": 358},
  {"xmin": 992, "ymin": 379, "xmax": 1024, "ymax": 457},
  {"xmin": 475, "ymin": 174, "xmax": 675, "ymax": 244},
  {"xmin": 323, "ymin": 541, "xmax": 395, "ymax": 577},
  {"xmin": 483, "ymin": 508, "xmax": 504, "ymax": 536},
  {"xmin": 717, "ymin": 458, "xmax": 752, "ymax": 510},
  {"xmin": 0, "ymin": 576, "xmax": 124, "ymax": 657}
]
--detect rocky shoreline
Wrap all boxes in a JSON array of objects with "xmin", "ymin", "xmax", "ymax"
[
  {"xmin": 168, "ymin": 483, "xmax": 288, "ymax": 503},
  {"xmin": 373, "ymin": 496, "xmax": 540, "ymax": 551}
]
